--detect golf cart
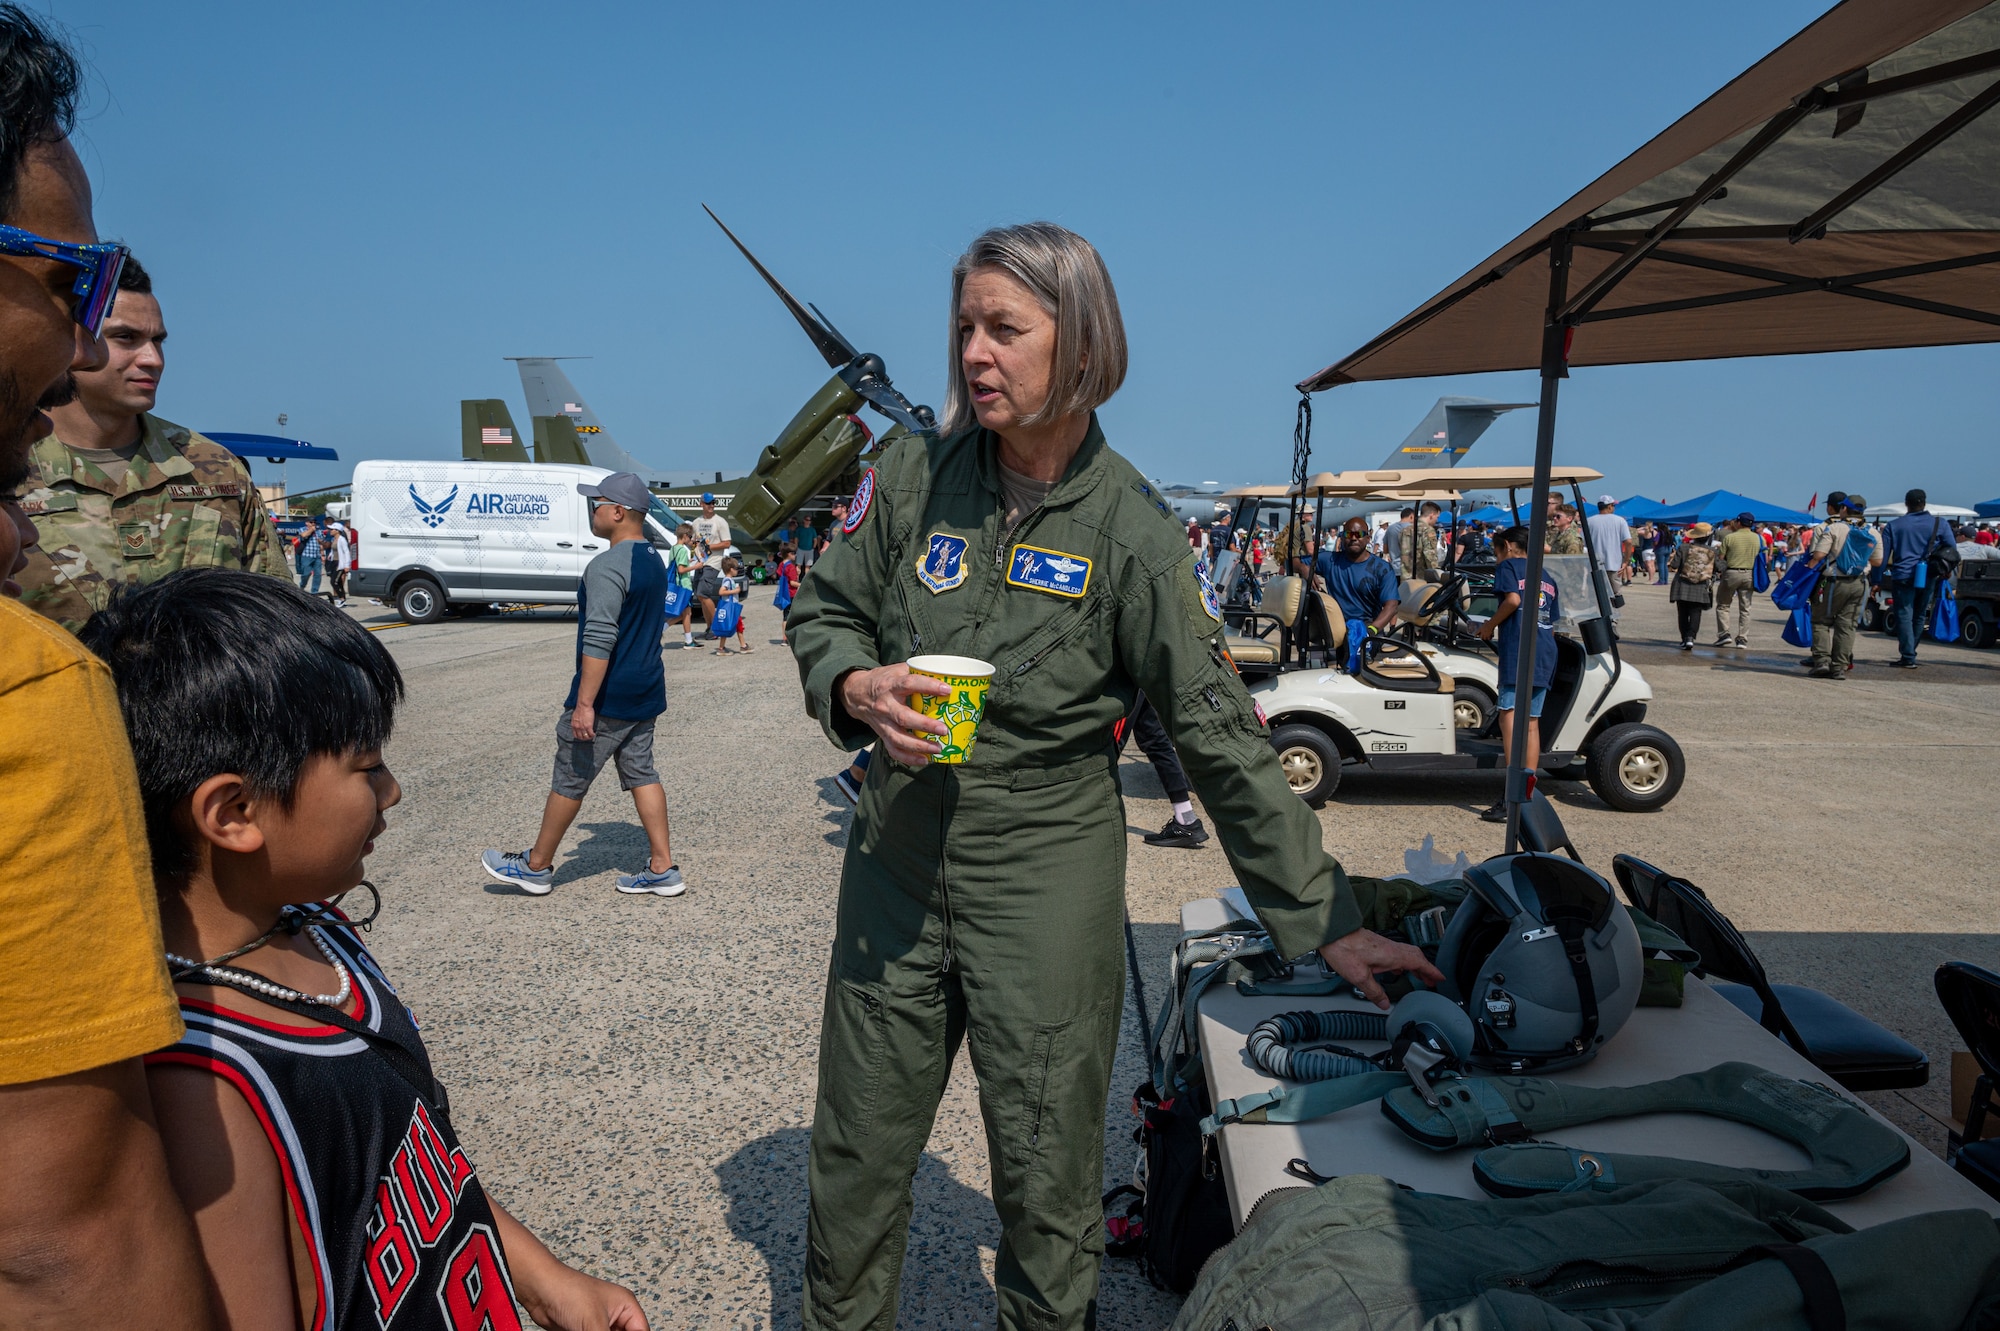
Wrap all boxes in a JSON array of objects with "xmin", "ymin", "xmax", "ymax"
[{"xmin": 1224, "ymin": 466, "xmax": 1683, "ymax": 814}]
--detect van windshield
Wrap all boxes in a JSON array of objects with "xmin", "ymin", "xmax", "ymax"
[{"xmin": 645, "ymin": 495, "xmax": 679, "ymax": 546}]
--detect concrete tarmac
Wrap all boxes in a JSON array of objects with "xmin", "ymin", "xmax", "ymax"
[{"xmin": 350, "ymin": 575, "xmax": 1998, "ymax": 1328}]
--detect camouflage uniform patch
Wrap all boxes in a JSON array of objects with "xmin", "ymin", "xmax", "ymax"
[{"xmin": 15, "ymin": 413, "xmax": 292, "ymax": 630}]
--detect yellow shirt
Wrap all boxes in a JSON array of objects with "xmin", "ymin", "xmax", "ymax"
[{"xmin": 0, "ymin": 597, "xmax": 182, "ymax": 1083}]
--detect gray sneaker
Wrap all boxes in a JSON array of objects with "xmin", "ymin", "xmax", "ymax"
[
  {"xmin": 616, "ymin": 865, "xmax": 686, "ymax": 896},
  {"xmin": 482, "ymin": 848, "xmax": 553, "ymax": 895}
]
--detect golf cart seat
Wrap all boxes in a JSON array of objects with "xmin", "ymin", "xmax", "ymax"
[
  {"xmin": 1225, "ymin": 576, "xmax": 1304, "ymax": 668},
  {"xmin": 1398, "ymin": 577, "xmax": 1454, "ymax": 627},
  {"xmin": 1360, "ymin": 640, "xmax": 1453, "ymax": 693}
]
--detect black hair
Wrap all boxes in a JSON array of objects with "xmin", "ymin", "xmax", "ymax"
[
  {"xmin": 1496, "ymin": 524, "xmax": 1531, "ymax": 553},
  {"xmin": 1906, "ymin": 488, "xmax": 1926, "ymax": 510},
  {"xmin": 115, "ymin": 250, "xmax": 149, "ymax": 294},
  {"xmin": 78, "ymin": 568, "xmax": 404, "ymax": 882},
  {"xmin": 0, "ymin": 5, "xmax": 80, "ymax": 223}
]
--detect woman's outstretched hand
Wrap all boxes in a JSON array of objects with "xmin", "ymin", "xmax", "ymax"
[
  {"xmin": 839, "ymin": 665, "xmax": 952, "ymax": 766},
  {"xmin": 1318, "ymin": 929, "xmax": 1446, "ymax": 1010}
]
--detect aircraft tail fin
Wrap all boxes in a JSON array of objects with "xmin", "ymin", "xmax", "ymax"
[
  {"xmin": 1379, "ymin": 396, "xmax": 1535, "ymax": 470},
  {"xmin": 461, "ymin": 400, "xmax": 529, "ymax": 462},
  {"xmin": 533, "ymin": 415, "xmax": 592, "ymax": 466},
  {"xmin": 508, "ymin": 357, "xmax": 656, "ymax": 479}
]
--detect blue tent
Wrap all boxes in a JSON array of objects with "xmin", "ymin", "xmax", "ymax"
[
  {"xmin": 1459, "ymin": 503, "xmax": 1528, "ymax": 525},
  {"xmin": 1976, "ymin": 498, "xmax": 2000, "ymax": 519},
  {"xmin": 1650, "ymin": 489, "xmax": 1815, "ymax": 527},
  {"xmin": 206, "ymin": 432, "xmax": 339, "ymax": 463},
  {"xmin": 1615, "ymin": 495, "xmax": 1668, "ymax": 519}
]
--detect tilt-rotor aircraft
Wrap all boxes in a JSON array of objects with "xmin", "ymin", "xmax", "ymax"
[
  {"xmin": 457, "ymin": 209, "xmax": 934, "ymax": 538},
  {"xmin": 1154, "ymin": 395, "xmax": 1534, "ymax": 527}
]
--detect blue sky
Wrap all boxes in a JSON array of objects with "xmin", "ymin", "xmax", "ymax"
[{"xmin": 54, "ymin": 0, "xmax": 2000, "ymax": 509}]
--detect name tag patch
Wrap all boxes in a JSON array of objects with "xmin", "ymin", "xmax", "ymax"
[
  {"xmin": 916, "ymin": 531, "xmax": 969, "ymax": 593},
  {"xmin": 167, "ymin": 483, "xmax": 243, "ymax": 499},
  {"xmin": 1007, "ymin": 544, "xmax": 1092, "ymax": 598}
]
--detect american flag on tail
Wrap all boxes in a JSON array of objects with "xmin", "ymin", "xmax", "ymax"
[{"xmin": 481, "ymin": 427, "xmax": 512, "ymax": 447}]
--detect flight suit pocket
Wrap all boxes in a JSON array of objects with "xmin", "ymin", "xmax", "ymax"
[
  {"xmin": 180, "ymin": 506, "xmax": 224, "ymax": 568},
  {"xmin": 1020, "ymin": 1010, "xmax": 1110, "ymax": 1215},
  {"xmin": 817, "ymin": 970, "xmax": 888, "ymax": 1140}
]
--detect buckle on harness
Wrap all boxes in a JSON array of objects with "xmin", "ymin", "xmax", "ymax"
[{"xmin": 1200, "ymin": 1085, "xmax": 1285, "ymax": 1137}]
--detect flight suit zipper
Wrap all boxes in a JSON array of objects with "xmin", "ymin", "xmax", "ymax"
[{"xmin": 935, "ymin": 779, "xmax": 955, "ymax": 975}]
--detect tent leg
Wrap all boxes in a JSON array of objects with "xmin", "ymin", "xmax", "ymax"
[{"xmin": 1505, "ymin": 232, "xmax": 1573, "ymax": 854}]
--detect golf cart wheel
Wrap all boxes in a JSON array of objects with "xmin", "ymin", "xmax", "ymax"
[
  {"xmin": 1586, "ymin": 722, "xmax": 1684, "ymax": 813},
  {"xmin": 1862, "ymin": 601, "xmax": 1887, "ymax": 634},
  {"xmin": 1270, "ymin": 724, "xmax": 1342, "ymax": 808},
  {"xmin": 1962, "ymin": 607, "xmax": 1995, "ymax": 649},
  {"xmin": 1451, "ymin": 684, "xmax": 1495, "ymax": 734},
  {"xmin": 396, "ymin": 577, "xmax": 447, "ymax": 624}
]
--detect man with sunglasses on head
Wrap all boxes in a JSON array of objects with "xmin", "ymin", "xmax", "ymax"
[
  {"xmin": 0, "ymin": 6, "xmax": 214, "ymax": 1326},
  {"xmin": 13, "ymin": 254, "xmax": 287, "ymax": 631}
]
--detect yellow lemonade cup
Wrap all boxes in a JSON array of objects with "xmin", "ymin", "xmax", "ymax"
[{"xmin": 906, "ymin": 654, "xmax": 995, "ymax": 764}]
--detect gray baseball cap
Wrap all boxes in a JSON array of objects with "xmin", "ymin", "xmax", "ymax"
[{"xmin": 577, "ymin": 471, "xmax": 652, "ymax": 510}]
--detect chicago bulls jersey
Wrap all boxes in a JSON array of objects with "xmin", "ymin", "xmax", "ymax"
[{"xmin": 148, "ymin": 927, "xmax": 522, "ymax": 1331}]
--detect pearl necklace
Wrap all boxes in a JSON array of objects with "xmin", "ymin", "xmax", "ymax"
[{"xmin": 167, "ymin": 924, "xmax": 352, "ymax": 1009}]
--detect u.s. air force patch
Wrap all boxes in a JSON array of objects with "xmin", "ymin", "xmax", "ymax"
[
  {"xmin": 917, "ymin": 531, "xmax": 969, "ymax": 593},
  {"xmin": 1193, "ymin": 556, "xmax": 1222, "ymax": 620},
  {"xmin": 844, "ymin": 469, "xmax": 875, "ymax": 534},
  {"xmin": 1006, "ymin": 543, "xmax": 1091, "ymax": 598}
]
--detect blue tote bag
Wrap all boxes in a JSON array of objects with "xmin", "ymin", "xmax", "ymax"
[
  {"xmin": 663, "ymin": 581, "xmax": 692, "ymax": 618},
  {"xmin": 1752, "ymin": 549, "xmax": 1771, "ymax": 593},
  {"xmin": 1931, "ymin": 584, "xmax": 1960, "ymax": 642},
  {"xmin": 710, "ymin": 596, "xmax": 743, "ymax": 637}
]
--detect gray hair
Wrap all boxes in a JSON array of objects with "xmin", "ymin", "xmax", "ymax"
[{"xmin": 943, "ymin": 222, "xmax": 1127, "ymax": 436}]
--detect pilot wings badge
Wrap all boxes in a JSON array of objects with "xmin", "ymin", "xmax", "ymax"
[
  {"xmin": 916, "ymin": 531, "xmax": 969, "ymax": 593},
  {"xmin": 410, "ymin": 484, "xmax": 458, "ymax": 529},
  {"xmin": 1007, "ymin": 543, "xmax": 1092, "ymax": 599}
]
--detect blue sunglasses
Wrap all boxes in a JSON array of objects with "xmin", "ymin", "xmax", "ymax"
[{"xmin": 0, "ymin": 224, "xmax": 128, "ymax": 336}]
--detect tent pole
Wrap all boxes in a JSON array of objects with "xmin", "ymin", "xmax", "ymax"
[{"xmin": 1505, "ymin": 229, "xmax": 1573, "ymax": 853}]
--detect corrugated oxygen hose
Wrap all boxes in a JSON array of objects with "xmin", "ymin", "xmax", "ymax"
[{"xmin": 1246, "ymin": 1009, "xmax": 1388, "ymax": 1082}]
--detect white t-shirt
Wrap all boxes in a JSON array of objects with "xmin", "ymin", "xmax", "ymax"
[
  {"xmin": 692, "ymin": 513, "xmax": 731, "ymax": 569},
  {"xmin": 1586, "ymin": 512, "xmax": 1632, "ymax": 568}
]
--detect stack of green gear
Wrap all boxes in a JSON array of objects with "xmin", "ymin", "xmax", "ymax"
[{"xmin": 1171, "ymin": 1174, "xmax": 2000, "ymax": 1330}]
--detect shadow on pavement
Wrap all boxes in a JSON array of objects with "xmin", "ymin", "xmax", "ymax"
[{"xmin": 717, "ymin": 1128, "xmax": 997, "ymax": 1330}]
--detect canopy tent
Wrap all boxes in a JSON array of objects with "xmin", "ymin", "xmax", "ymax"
[
  {"xmin": 1651, "ymin": 488, "xmax": 1818, "ymax": 525},
  {"xmin": 1616, "ymin": 495, "xmax": 1669, "ymax": 519},
  {"xmin": 1460, "ymin": 504, "xmax": 1529, "ymax": 525},
  {"xmin": 207, "ymin": 432, "xmax": 339, "ymax": 463},
  {"xmin": 1977, "ymin": 498, "xmax": 2000, "ymax": 517},
  {"xmin": 1292, "ymin": 0, "xmax": 2000, "ymax": 848},
  {"xmin": 1862, "ymin": 500, "xmax": 1980, "ymax": 517}
]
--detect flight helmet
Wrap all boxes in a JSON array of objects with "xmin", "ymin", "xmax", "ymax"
[{"xmin": 1434, "ymin": 852, "xmax": 1642, "ymax": 1073}]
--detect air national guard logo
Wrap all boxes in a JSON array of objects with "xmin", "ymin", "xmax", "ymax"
[
  {"xmin": 1194, "ymin": 556, "xmax": 1222, "ymax": 621},
  {"xmin": 1007, "ymin": 543, "xmax": 1092, "ymax": 599},
  {"xmin": 917, "ymin": 532, "xmax": 969, "ymax": 593},
  {"xmin": 410, "ymin": 484, "xmax": 458, "ymax": 528}
]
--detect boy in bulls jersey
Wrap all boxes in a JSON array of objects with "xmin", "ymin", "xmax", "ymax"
[{"xmin": 81, "ymin": 570, "xmax": 650, "ymax": 1331}]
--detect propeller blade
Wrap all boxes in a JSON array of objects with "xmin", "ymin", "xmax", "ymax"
[
  {"xmin": 852, "ymin": 376, "xmax": 935, "ymax": 435},
  {"xmin": 702, "ymin": 205, "xmax": 856, "ymax": 369}
]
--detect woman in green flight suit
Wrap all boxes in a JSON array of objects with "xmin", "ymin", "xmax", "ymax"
[{"xmin": 786, "ymin": 223, "xmax": 1440, "ymax": 1331}]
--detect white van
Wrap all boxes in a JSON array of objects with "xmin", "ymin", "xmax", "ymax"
[{"xmin": 347, "ymin": 460, "xmax": 678, "ymax": 623}]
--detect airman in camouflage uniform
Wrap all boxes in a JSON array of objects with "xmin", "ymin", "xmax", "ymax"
[
  {"xmin": 1548, "ymin": 504, "xmax": 1587, "ymax": 555},
  {"xmin": 1397, "ymin": 502, "xmax": 1443, "ymax": 578},
  {"xmin": 14, "ymin": 412, "xmax": 288, "ymax": 629}
]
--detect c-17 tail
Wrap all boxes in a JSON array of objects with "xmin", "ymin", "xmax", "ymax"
[
  {"xmin": 1380, "ymin": 396, "xmax": 1536, "ymax": 470},
  {"xmin": 507, "ymin": 357, "xmax": 660, "ymax": 480}
]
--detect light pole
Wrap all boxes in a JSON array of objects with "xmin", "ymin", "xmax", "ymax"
[{"xmin": 276, "ymin": 413, "xmax": 288, "ymax": 515}]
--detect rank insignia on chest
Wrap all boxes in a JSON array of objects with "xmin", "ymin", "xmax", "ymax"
[
  {"xmin": 1006, "ymin": 543, "xmax": 1092, "ymax": 599},
  {"xmin": 916, "ymin": 532, "xmax": 970, "ymax": 593},
  {"xmin": 1194, "ymin": 556, "xmax": 1222, "ymax": 621}
]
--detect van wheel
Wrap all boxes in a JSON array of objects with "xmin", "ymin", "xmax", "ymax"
[
  {"xmin": 396, "ymin": 578, "xmax": 447, "ymax": 624},
  {"xmin": 1270, "ymin": 724, "xmax": 1342, "ymax": 808},
  {"xmin": 1586, "ymin": 723, "xmax": 1684, "ymax": 812},
  {"xmin": 1452, "ymin": 684, "xmax": 1494, "ymax": 735}
]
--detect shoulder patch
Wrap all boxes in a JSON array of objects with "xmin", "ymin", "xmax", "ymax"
[
  {"xmin": 1006, "ymin": 543, "xmax": 1092, "ymax": 599},
  {"xmin": 844, "ymin": 469, "xmax": 875, "ymax": 534},
  {"xmin": 1193, "ymin": 555, "xmax": 1222, "ymax": 621}
]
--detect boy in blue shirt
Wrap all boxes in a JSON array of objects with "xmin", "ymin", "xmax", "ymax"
[{"xmin": 1476, "ymin": 525, "xmax": 1561, "ymax": 823}]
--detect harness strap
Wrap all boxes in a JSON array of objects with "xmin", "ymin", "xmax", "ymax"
[
  {"xmin": 1751, "ymin": 1243, "xmax": 1847, "ymax": 1331},
  {"xmin": 1558, "ymin": 917, "xmax": 1600, "ymax": 1055},
  {"xmin": 1201, "ymin": 1070, "xmax": 1408, "ymax": 1137}
]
